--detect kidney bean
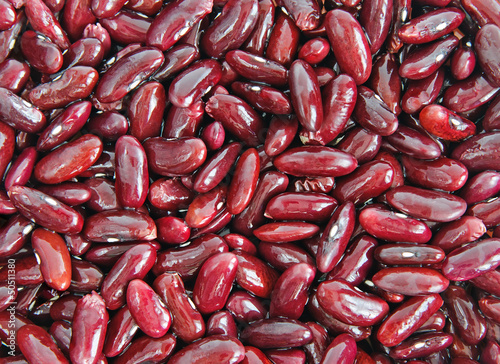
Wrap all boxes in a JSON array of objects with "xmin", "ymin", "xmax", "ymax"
[
  {"xmin": 63, "ymin": 38, "xmax": 104, "ymax": 69},
  {"xmin": 25, "ymin": 0, "xmax": 70, "ymax": 50},
  {"xmin": 461, "ymin": 0, "xmax": 500, "ymax": 27},
  {"xmin": 479, "ymin": 297, "xmax": 500, "ymax": 324},
  {"xmin": 451, "ymin": 132, "xmax": 500, "ymax": 172},
  {"xmin": 20, "ymin": 31, "xmax": 63, "ymax": 75},
  {"xmin": 31, "ymin": 228, "xmax": 71, "ymax": 291},
  {"xmin": 317, "ymin": 333, "xmax": 356, "ymax": 364},
  {"xmin": 264, "ymin": 192, "xmax": 336, "ymax": 223},
  {"xmin": 200, "ymin": 121, "xmax": 225, "ymax": 151},
  {"xmin": 18, "ymin": 324, "xmax": 69, "ymax": 364},
  {"xmin": 359, "ymin": 205, "xmax": 432, "ymax": 243},
  {"xmin": 298, "ymin": 37, "xmax": 330, "ymax": 65},
  {"xmin": 278, "ymin": 0, "xmax": 320, "ymax": 31},
  {"xmin": 402, "ymin": 68, "xmax": 444, "ymax": 114},
  {"xmin": 148, "ymin": 178, "xmax": 193, "ymax": 211},
  {"xmin": 69, "ymin": 258, "xmax": 104, "ymax": 293},
  {"xmin": 375, "ymin": 243, "xmax": 445, "ymax": 265},
  {"xmin": 258, "ymin": 242, "xmax": 314, "ymax": 273},
  {"xmin": 185, "ymin": 186, "xmax": 225, "ymax": 229},
  {"xmin": 264, "ymin": 116, "xmax": 297, "ymax": 157},
  {"xmin": 113, "ymin": 333, "xmax": 176, "ymax": 364},
  {"xmin": 234, "ymin": 251, "xmax": 280, "ymax": 299},
  {"xmin": 49, "ymin": 295, "xmax": 79, "ymax": 322},
  {"xmin": 167, "ymin": 335, "xmax": 244, "ymax": 364},
  {"xmin": 451, "ymin": 40, "xmax": 476, "ymax": 81},
  {"xmin": 389, "ymin": 332, "xmax": 453, "ymax": 360},
  {"xmin": 61, "ymin": 0, "xmax": 95, "ymax": 41},
  {"xmin": 4, "ymin": 147, "xmax": 36, "ymax": 190},
  {"xmin": 373, "ymin": 267, "xmax": 449, "ymax": 296},
  {"xmin": 126, "ymin": 279, "xmax": 171, "ymax": 338},
  {"xmin": 231, "ymin": 82, "xmax": 292, "ymax": 116},
  {"xmin": 336, "ymin": 128, "xmax": 381, "ymax": 165},
  {"xmin": 0, "ymin": 0, "xmax": 15, "ymax": 31},
  {"xmin": 100, "ymin": 243, "xmax": 156, "ymax": 310},
  {"xmin": 266, "ymin": 10, "xmax": 300, "ymax": 68},
  {"xmin": 431, "ymin": 216, "xmax": 486, "ymax": 253},
  {"xmin": 443, "ymin": 285, "xmax": 487, "ymax": 345},
  {"xmin": 146, "ymin": 0, "xmax": 211, "ymax": 51},
  {"xmin": 0, "ymin": 88, "xmax": 46, "ymax": 134},
  {"xmin": 49, "ymin": 320, "xmax": 71, "ymax": 356},
  {"xmin": 254, "ymin": 222, "xmax": 319, "ymax": 243},
  {"xmin": 241, "ymin": 0, "xmax": 274, "ymax": 56},
  {"xmin": 353, "ymin": 86, "xmax": 399, "ymax": 136},
  {"xmin": 0, "ymin": 59, "xmax": 30, "ymax": 94},
  {"xmin": 386, "ymin": 125, "xmax": 442, "ymax": 159},
  {"xmin": 99, "ymin": 10, "xmax": 151, "ymax": 45},
  {"xmin": 0, "ymin": 191, "xmax": 17, "ymax": 215},
  {"xmin": 419, "ymin": 104, "xmax": 476, "ymax": 142},
  {"xmin": 368, "ymin": 53, "xmax": 402, "ymax": 115},
  {"xmin": 0, "ymin": 10, "xmax": 24, "ymax": 64},
  {"xmin": 289, "ymin": 59, "xmax": 323, "ymax": 132},
  {"xmin": 94, "ymin": 47, "xmax": 163, "ymax": 103},
  {"xmin": 359, "ymin": 0, "xmax": 393, "ymax": 54},
  {"xmin": 224, "ymin": 291, "xmax": 265, "ymax": 325},
  {"xmin": 102, "ymin": 306, "xmax": 138, "ymax": 357},
  {"xmin": 8, "ymin": 185, "xmax": 84, "ymax": 235},
  {"xmin": 377, "ymin": 294, "xmax": 443, "ymax": 347},
  {"xmin": 303, "ymin": 322, "xmax": 328, "ymax": 364},
  {"xmin": 475, "ymin": 24, "xmax": 500, "ymax": 87},
  {"xmin": 0, "ymin": 255, "xmax": 42, "ymax": 286},
  {"xmin": 267, "ymin": 348, "xmax": 307, "ymax": 364},
  {"xmin": 124, "ymin": 0, "xmax": 161, "ymax": 15},
  {"xmin": 69, "ymin": 291, "xmax": 108, "ymax": 364},
  {"xmin": 401, "ymin": 35, "xmax": 459, "ymax": 78},
  {"xmin": 36, "ymin": 183, "xmax": 91, "ymax": 208},
  {"xmin": 318, "ymin": 278, "xmax": 389, "ymax": 326},
  {"xmin": 292, "ymin": 176, "xmax": 336, "ymax": 194},
  {"xmin": 468, "ymin": 197, "xmax": 500, "ymax": 228},
  {"xmin": 484, "ymin": 94, "xmax": 500, "ymax": 131},
  {"xmin": 481, "ymin": 340, "xmax": 500, "ymax": 364},
  {"xmin": 269, "ymin": 262, "xmax": 315, "ymax": 319},
  {"xmin": 443, "ymin": 72, "xmax": 500, "ymax": 113},
  {"xmin": 0, "ymin": 282, "xmax": 17, "ymax": 312},
  {"xmin": 155, "ymin": 216, "xmax": 189, "ymax": 245},
  {"xmin": 206, "ymin": 311, "xmax": 238, "ymax": 338},
  {"xmin": 325, "ymin": 10, "xmax": 371, "ymax": 85}
]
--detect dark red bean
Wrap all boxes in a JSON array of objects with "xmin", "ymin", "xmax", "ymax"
[
  {"xmin": 69, "ymin": 258, "xmax": 104, "ymax": 293},
  {"xmin": 25, "ymin": 0, "xmax": 70, "ymax": 50},
  {"xmin": 153, "ymin": 272, "xmax": 205, "ymax": 343},
  {"xmin": 207, "ymin": 310, "xmax": 238, "ymax": 338},
  {"xmin": 18, "ymin": 324, "xmax": 69, "ymax": 364},
  {"xmin": 0, "ymin": 215, "xmax": 33, "ymax": 258},
  {"xmin": 226, "ymin": 50, "xmax": 288, "ymax": 87},
  {"xmin": 0, "ymin": 59, "xmax": 30, "ymax": 94},
  {"xmin": 402, "ymin": 68, "xmax": 444, "ymax": 114},
  {"xmin": 443, "ymin": 285, "xmax": 487, "ymax": 345},
  {"xmin": 231, "ymin": 81, "xmax": 292, "ymax": 115},
  {"xmin": 475, "ymin": 24, "xmax": 500, "ymax": 87},
  {"xmin": 0, "ymin": 0, "xmax": 15, "ymax": 31},
  {"xmin": 325, "ymin": 10, "xmax": 371, "ymax": 85},
  {"xmin": 62, "ymin": 0, "xmax": 96, "ymax": 41},
  {"xmin": 359, "ymin": 0, "xmax": 393, "ymax": 54},
  {"xmin": 20, "ymin": 31, "xmax": 63, "ymax": 75},
  {"xmin": 484, "ymin": 94, "xmax": 500, "ymax": 131},
  {"xmin": 0, "ymin": 10, "xmax": 24, "ymax": 64},
  {"xmin": 0, "ymin": 88, "xmax": 47, "ymax": 133},
  {"xmin": 320, "ymin": 333, "xmax": 357, "ymax": 364},
  {"xmin": 63, "ymin": 38, "xmax": 104, "ymax": 69},
  {"xmin": 375, "ymin": 243, "xmax": 445, "ymax": 265},
  {"xmin": 443, "ymin": 72, "xmax": 499, "ymax": 113},
  {"xmin": 450, "ymin": 132, "xmax": 500, "ymax": 172},
  {"xmin": 430, "ymin": 216, "xmax": 486, "ymax": 253},
  {"xmin": 368, "ymin": 53, "xmax": 402, "ymax": 115},
  {"xmin": 337, "ymin": 127, "xmax": 382, "ymax": 165},
  {"xmin": 266, "ymin": 10, "xmax": 300, "ymax": 68},
  {"xmin": 168, "ymin": 335, "xmax": 245, "ymax": 364},
  {"xmin": 298, "ymin": 37, "xmax": 330, "ymax": 65},
  {"xmin": 100, "ymin": 10, "xmax": 151, "ymax": 45},
  {"xmin": 201, "ymin": 121, "xmax": 225, "ymax": 150},
  {"xmin": 359, "ymin": 205, "xmax": 432, "ymax": 243},
  {"xmin": 185, "ymin": 185, "xmax": 226, "ymax": 228},
  {"xmin": 467, "ymin": 197, "xmax": 500, "ymax": 228},
  {"xmin": 372, "ymin": 267, "xmax": 449, "ymax": 296},
  {"xmin": 462, "ymin": 0, "xmax": 500, "ymax": 27},
  {"xmin": 451, "ymin": 39, "xmax": 476, "ymax": 81},
  {"xmin": 419, "ymin": 104, "xmax": 476, "ymax": 141},
  {"xmin": 241, "ymin": 318, "xmax": 312, "ymax": 349},
  {"xmin": 4, "ymin": 147, "xmax": 37, "ymax": 190},
  {"xmin": 265, "ymin": 192, "xmax": 336, "ymax": 222},
  {"xmin": 386, "ymin": 125, "xmax": 442, "ymax": 159},
  {"xmin": 269, "ymin": 263, "xmax": 315, "ymax": 319},
  {"xmin": 146, "ymin": 0, "xmax": 212, "ymax": 51},
  {"xmin": 254, "ymin": 222, "xmax": 320, "ymax": 243},
  {"xmin": 265, "ymin": 116, "xmax": 298, "ymax": 156},
  {"xmin": 317, "ymin": 279, "xmax": 389, "ymax": 326},
  {"xmin": 377, "ymin": 294, "xmax": 443, "ymax": 347},
  {"xmin": 113, "ymin": 334, "xmax": 176, "ymax": 364},
  {"xmin": 103, "ymin": 306, "xmax": 139, "ymax": 357},
  {"xmin": 242, "ymin": 0, "xmax": 274, "ymax": 56},
  {"xmin": 156, "ymin": 216, "xmax": 190, "ymax": 245},
  {"xmin": 226, "ymin": 290, "xmax": 267, "ymax": 324},
  {"xmin": 481, "ymin": 340, "xmax": 500, "ymax": 364},
  {"xmin": 258, "ymin": 242, "xmax": 314, "ymax": 272},
  {"xmin": 100, "ymin": 243, "xmax": 156, "ymax": 310},
  {"xmin": 479, "ymin": 297, "xmax": 500, "ymax": 324},
  {"xmin": 8, "ymin": 186, "xmax": 84, "ymax": 235},
  {"xmin": 235, "ymin": 251, "xmax": 279, "ymax": 299},
  {"xmin": 126, "ymin": 279, "xmax": 171, "ymax": 338},
  {"xmin": 69, "ymin": 291, "xmax": 108, "ymax": 364},
  {"xmin": 389, "ymin": 332, "xmax": 453, "ymax": 360}
]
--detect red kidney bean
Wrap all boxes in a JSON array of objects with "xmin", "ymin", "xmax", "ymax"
[
  {"xmin": 49, "ymin": 295, "xmax": 79, "ymax": 322},
  {"xmin": 8, "ymin": 185, "xmax": 84, "ymax": 235},
  {"xmin": 254, "ymin": 222, "xmax": 319, "ymax": 243},
  {"xmin": 264, "ymin": 192, "xmax": 336, "ymax": 222},
  {"xmin": 0, "ymin": 0, "xmax": 15, "ymax": 31},
  {"xmin": 402, "ymin": 156, "xmax": 468, "ymax": 192},
  {"xmin": 225, "ymin": 148, "xmax": 259, "ymax": 214},
  {"xmin": 359, "ymin": 205, "xmax": 432, "ymax": 243},
  {"xmin": 69, "ymin": 258, "xmax": 104, "ymax": 293},
  {"xmin": 298, "ymin": 37, "xmax": 330, "ymax": 65},
  {"xmin": 146, "ymin": 0, "xmax": 212, "ymax": 51},
  {"xmin": 201, "ymin": 121, "xmax": 225, "ymax": 150},
  {"xmin": 31, "ymin": 228, "xmax": 71, "ymax": 291},
  {"xmin": 235, "ymin": 251, "xmax": 279, "ymax": 299},
  {"xmin": 185, "ymin": 185, "xmax": 226, "ymax": 228},
  {"xmin": 419, "ymin": 104, "xmax": 476, "ymax": 141},
  {"xmin": 69, "ymin": 291, "xmax": 108, "ymax": 364},
  {"xmin": 293, "ymin": 176, "xmax": 336, "ymax": 194},
  {"xmin": 223, "ymin": 234, "xmax": 256, "ymax": 256},
  {"xmin": 126, "ymin": 279, "xmax": 171, "ymax": 338},
  {"xmin": 91, "ymin": 0, "xmax": 127, "ymax": 18},
  {"xmin": 317, "ymin": 278, "xmax": 389, "ymax": 326},
  {"xmin": 325, "ymin": 10, "xmax": 371, "ymax": 85},
  {"xmin": 168, "ymin": 335, "xmax": 244, "ymax": 364},
  {"xmin": 451, "ymin": 39, "xmax": 476, "ymax": 81},
  {"xmin": 95, "ymin": 47, "xmax": 163, "ymax": 103},
  {"xmin": 0, "ymin": 282, "xmax": 17, "ymax": 312},
  {"xmin": 206, "ymin": 310, "xmax": 238, "ymax": 337},
  {"xmin": 479, "ymin": 297, "xmax": 500, "ymax": 324},
  {"xmin": 153, "ymin": 272, "xmax": 205, "ymax": 343},
  {"xmin": 242, "ymin": 0, "xmax": 274, "ymax": 56},
  {"xmin": 475, "ymin": 24, "xmax": 500, "ymax": 87},
  {"xmin": 114, "ymin": 135, "xmax": 148, "ymax": 208},
  {"xmin": 402, "ymin": 68, "xmax": 444, "ymax": 114},
  {"xmin": 442, "ymin": 238, "xmax": 500, "ymax": 281},
  {"xmin": 386, "ymin": 185, "xmax": 467, "ymax": 222},
  {"xmin": 444, "ymin": 285, "xmax": 487, "ymax": 345},
  {"xmin": 0, "ymin": 88, "xmax": 47, "ymax": 133},
  {"xmin": 0, "ymin": 255, "xmax": 42, "ymax": 286},
  {"xmin": 278, "ymin": 0, "xmax": 320, "ymax": 31},
  {"xmin": 400, "ymin": 35, "xmax": 459, "ymax": 79},
  {"xmin": 386, "ymin": 125, "xmax": 442, "ymax": 159},
  {"xmin": 484, "ymin": 94, "xmax": 500, "ymax": 131},
  {"xmin": 266, "ymin": 10, "xmax": 300, "ymax": 68},
  {"xmin": 241, "ymin": 318, "xmax": 312, "ymax": 349},
  {"xmin": 399, "ymin": 8, "xmax": 465, "ymax": 44},
  {"xmin": 443, "ymin": 72, "xmax": 500, "ymax": 113},
  {"xmin": 144, "ymin": 137, "xmax": 207, "ymax": 176},
  {"xmin": 206, "ymin": 94, "xmax": 264, "ymax": 147},
  {"xmin": 29, "ymin": 66, "xmax": 99, "ymax": 110},
  {"xmin": 373, "ymin": 267, "xmax": 450, "ymax": 296},
  {"xmin": 201, "ymin": 0, "xmax": 258, "ymax": 58},
  {"xmin": 49, "ymin": 320, "xmax": 72, "ymax": 356},
  {"xmin": 0, "ymin": 10, "xmax": 24, "ymax": 64},
  {"xmin": 269, "ymin": 262, "xmax": 315, "ymax": 319},
  {"xmin": 303, "ymin": 322, "xmax": 328, "ymax": 364},
  {"xmin": 100, "ymin": 243, "xmax": 156, "ymax": 310},
  {"xmin": 451, "ymin": 132, "xmax": 500, "ymax": 172},
  {"xmin": 470, "ymin": 269, "xmax": 500, "ymax": 297},
  {"xmin": 319, "ymin": 333, "xmax": 356, "ymax": 364},
  {"xmin": 18, "ymin": 324, "xmax": 69, "ymax": 364},
  {"xmin": 389, "ymin": 332, "xmax": 453, "ymax": 360},
  {"xmin": 0, "ymin": 59, "xmax": 30, "ymax": 94},
  {"xmin": 125, "ymin": 0, "xmax": 161, "ymax": 15},
  {"xmin": 368, "ymin": 53, "xmax": 402, "ymax": 115},
  {"xmin": 375, "ymin": 243, "xmax": 445, "ymax": 265},
  {"xmin": 87, "ymin": 112, "xmax": 128, "ymax": 141},
  {"xmin": 353, "ymin": 86, "xmax": 398, "ymax": 136},
  {"xmin": 124, "ymin": 81, "xmax": 166, "ymax": 142},
  {"xmin": 20, "ymin": 31, "xmax": 63, "ymax": 75},
  {"xmin": 4, "ymin": 147, "xmax": 36, "ymax": 190},
  {"xmin": 431, "ymin": 216, "xmax": 486, "ymax": 253},
  {"xmin": 231, "ymin": 82, "xmax": 292, "ymax": 115},
  {"xmin": 316, "ymin": 201, "xmax": 355, "ymax": 273},
  {"xmin": 265, "ymin": 116, "xmax": 298, "ymax": 156},
  {"xmin": 377, "ymin": 294, "xmax": 443, "ymax": 347},
  {"xmin": 462, "ymin": 0, "xmax": 500, "ymax": 27},
  {"xmin": 102, "ymin": 306, "xmax": 138, "ymax": 357},
  {"xmin": 100, "ymin": 10, "xmax": 151, "ymax": 46},
  {"xmin": 0, "ymin": 190, "xmax": 17, "ymax": 215},
  {"xmin": 258, "ymin": 242, "xmax": 314, "ymax": 272},
  {"xmin": 481, "ymin": 340, "xmax": 500, "ymax": 364},
  {"xmin": 192, "ymin": 252, "xmax": 238, "ymax": 315},
  {"xmin": 62, "ymin": 0, "xmax": 96, "ymax": 41},
  {"xmin": 336, "ymin": 128, "xmax": 381, "ymax": 165},
  {"xmin": 25, "ymin": 0, "xmax": 70, "ymax": 50},
  {"xmin": 468, "ymin": 197, "xmax": 500, "ymax": 228},
  {"xmin": 156, "ymin": 216, "xmax": 190, "ymax": 245},
  {"xmin": 84, "ymin": 177, "xmax": 121, "ymax": 212},
  {"xmin": 37, "ymin": 183, "xmax": 92, "ymax": 207},
  {"xmin": 114, "ymin": 333, "xmax": 176, "ymax": 364},
  {"xmin": 163, "ymin": 102, "xmax": 204, "ymax": 139},
  {"xmin": 148, "ymin": 177, "xmax": 194, "ymax": 211},
  {"xmin": 274, "ymin": 146, "xmax": 358, "ymax": 178},
  {"xmin": 289, "ymin": 59, "xmax": 323, "ymax": 132},
  {"xmin": 418, "ymin": 310, "xmax": 446, "ymax": 332},
  {"xmin": 226, "ymin": 290, "xmax": 267, "ymax": 325},
  {"xmin": 153, "ymin": 45, "xmax": 199, "ymax": 82},
  {"xmin": 63, "ymin": 38, "xmax": 104, "ymax": 69},
  {"xmin": 359, "ymin": 0, "xmax": 393, "ymax": 54},
  {"xmin": 243, "ymin": 346, "xmax": 273, "ymax": 364}
]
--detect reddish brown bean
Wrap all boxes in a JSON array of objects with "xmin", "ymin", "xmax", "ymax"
[
  {"xmin": 18, "ymin": 324, "xmax": 69, "ymax": 364},
  {"xmin": 4, "ymin": 147, "xmax": 37, "ymax": 190},
  {"xmin": 25, "ymin": 0, "xmax": 70, "ymax": 49},
  {"xmin": 372, "ymin": 267, "xmax": 450, "ymax": 296},
  {"xmin": 168, "ymin": 335, "xmax": 245, "ymax": 364},
  {"xmin": 114, "ymin": 334, "xmax": 176, "ymax": 364},
  {"xmin": 20, "ymin": 31, "xmax": 63, "ymax": 75},
  {"xmin": 320, "ymin": 333, "xmax": 357, "ymax": 364},
  {"xmin": 389, "ymin": 332, "xmax": 453, "ymax": 360},
  {"xmin": 234, "ymin": 251, "xmax": 279, "ymax": 299},
  {"xmin": 266, "ymin": 10, "xmax": 300, "ymax": 68},
  {"xmin": 451, "ymin": 132, "xmax": 500, "ymax": 172}
]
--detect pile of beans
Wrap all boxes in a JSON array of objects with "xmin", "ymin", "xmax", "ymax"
[{"xmin": 1, "ymin": 0, "xmax": 500, "ymax": 362}]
